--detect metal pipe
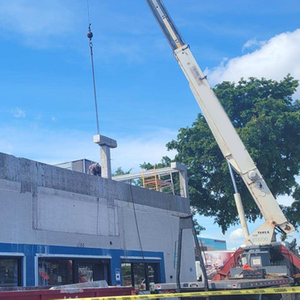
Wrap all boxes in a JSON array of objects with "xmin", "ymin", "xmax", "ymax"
[
  {"xmin": 227, "ymin": 161, "xmax": 238, "ymax": 194},
  {"xmin": 176, "ymin": 227, "xmax": 182, "ymax": 293},
  {"xmin": 227, "ymin": 162, "xmax": 250, "ymax": 241},
  {"xmin": 234, "ymin": 193, "xmax": 250, "ymax": 241}
]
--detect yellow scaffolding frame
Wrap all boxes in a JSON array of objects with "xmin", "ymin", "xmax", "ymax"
[{"xmin": 142, "ymin": 167, "xmax": 174, "ymax": 194}]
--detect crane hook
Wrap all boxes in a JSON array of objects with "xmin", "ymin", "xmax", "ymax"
[{"xmin": 87, "ymin": 23, "xmax": 93, "ymax": 40}]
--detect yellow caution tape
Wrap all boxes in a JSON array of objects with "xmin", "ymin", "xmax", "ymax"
[{"xmin": 51, "ymin": 286, "xmax": 300, "ymax": 300}]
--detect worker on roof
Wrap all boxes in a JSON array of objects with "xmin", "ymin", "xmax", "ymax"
[{"xmin": 89, "ymin": 162, "xmax": 101, "ymax": 176}]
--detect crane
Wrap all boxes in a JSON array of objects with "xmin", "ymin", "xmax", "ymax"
[
  {"xmin": 145, "ymin": 0, "xmax": 294, "ymax": 247},
  {"xmin": 144, "ymin": 0, "xmax": 300, "ymax": 282}
]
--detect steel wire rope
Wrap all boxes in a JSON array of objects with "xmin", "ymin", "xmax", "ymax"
[
  {"xmin": 86, "ymin": 0, "xmax": 100, "ymax": 135},
  {"xmin": 86, "ymin": 1, "xmax": 149, "ymax": 290},
  {"xmin": 86, "ymin": 0, "xmax": 125, "ymax": 285}
]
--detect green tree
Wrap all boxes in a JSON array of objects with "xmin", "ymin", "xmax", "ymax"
[
  {"xmin": 140, "ymin": 156, "xmax": 172, "ymax": 171},
  {"xmin": 167, "ymin": 75, "xmax": 300, "ymax": 233},
  {"xmin": 112, "ymin": 167, "xmax": 133, "ymax": 185},
  {"xmin": 113, "ymin": 167, "xmax": 132, "ymax": 176},
  {"xmin": 284, "ymin": 184, "xmax": 300, "ymax": 228}
]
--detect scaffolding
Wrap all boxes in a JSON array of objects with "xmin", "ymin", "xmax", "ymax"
[
  {"xmin": 142, "ymin": 167, "xmax": 175, "ymax": 195},
  {"xmin": 112, "ymin": 162, "xmax": 189, "ymax": 199}
]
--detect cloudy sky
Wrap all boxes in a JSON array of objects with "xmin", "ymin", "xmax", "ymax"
[{"xmin": 0, "ymin": 0, "xmax": 299, "ymax": 248}]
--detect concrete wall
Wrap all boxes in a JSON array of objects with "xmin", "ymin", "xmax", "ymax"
[{"xmin": 0, "ymin": 152, "xmax": 197, "ymax": 286}]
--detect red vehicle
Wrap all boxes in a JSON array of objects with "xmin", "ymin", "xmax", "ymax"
[{"xmin": 0, "ymin": 285, "xmax": 134, "ymax": 300}]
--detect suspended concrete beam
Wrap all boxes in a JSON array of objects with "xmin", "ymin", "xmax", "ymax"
[{"xmin": 93, "ymin": 134, "xmax": 117, "ymax": 179}]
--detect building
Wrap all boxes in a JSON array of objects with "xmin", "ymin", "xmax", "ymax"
[
  {"xmin": 0, "ymin": 152, "xmax": 196, "ymax": 288},
  {"xmin": 198, "ymin": 238, "xmax": 227, "ymax": 251},
  {"xmin": 55, "ymin": 159, "xmax": 96, "ymax": 175}
]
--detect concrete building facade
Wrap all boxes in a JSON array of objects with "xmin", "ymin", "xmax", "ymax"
[{"xmin": 0, "ymin": 152, "xmax": 196, "ymax": 288}]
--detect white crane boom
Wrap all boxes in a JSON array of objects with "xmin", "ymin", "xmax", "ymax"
[{"xmin": 145, "ymin": 0, "xmax": 294, "ymax": 245}]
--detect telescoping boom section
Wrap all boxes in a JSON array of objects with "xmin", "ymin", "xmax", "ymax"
[{"xmin": 145, "ymin": 0, "xmax": 294, "ymax": 246}]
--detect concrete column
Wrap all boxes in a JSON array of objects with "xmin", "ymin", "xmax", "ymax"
[
  {"xmin": 93, "ymin": 134, "xmax": 117, "ymax": 179},
  {"xmin": 100, "ymin": 145, "xmax": 112, "ymax": 179},
  {"xmin": 171, "ymin": 162, "xmax": 189, "ymax": 199}
]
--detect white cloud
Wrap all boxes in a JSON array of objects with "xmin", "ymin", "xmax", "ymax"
[
  {"xmin": 0, "ymin": 1, "xmax": 167, "ymax": 60},
  {"xmin": 0, "ymin": 0, "xmax": 76, "ymax": 47},
  {"xmin": 0, "ymin": 124, "xmax": 176, "ymax": 173},
  {"xmin": 207, "ymin": 29, "xmax": 300, "ymax": 98},
  {"xmin": 277, "ymin": 194, "xmax": 295, "ymax": 207},
  {"xmin": 229, "ymin": 228, "xmax": 244, "ymax": 240},
  {"xmin": 112, "ymin": 130, "xmax": 177, "ymax": 172},
  {"xmin": 242, "ymin": 38, "xmax": 266, "ymax": 53},
  {"xmin": 12, "ymin": 107, "xmax": 26, "ymax": 118}
]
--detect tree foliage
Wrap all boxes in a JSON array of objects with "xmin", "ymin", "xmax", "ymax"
[
  {"xmin": 140, "ymin": 156, "xmax": 172, "ymax": 171},
  {"xmin": 167, "ymin": 75, "xmax": 300, "ymax": 233},
  {"xmin": 113, "ymin": 167, "xmax": 132, "ymax": 176}
]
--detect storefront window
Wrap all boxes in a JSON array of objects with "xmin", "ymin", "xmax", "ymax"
[
  {"xmin": 133, "ymin": 263, "xmax": 146, "ymax": 290},
  {"xmin": 147, "ymin": 264, "xmax": 157, "ymax": 286},
  {"xmin": 38, "ymin": 258, "xmax": 110, "ymax": 286},
  {"xmin": 38, "ymin": 259, "xmax": 73, "ymax": 286},
  {"xmin": 78, "ymin": 263, "xmax": 94, "ymax": 283},
  {"xmin": 121, "ymin": 263, "xmax": 132, "ymax": 287},
  {"xmin": 121, "ymin": 262, "xmax": 159, "ymax": 291},
  {"xmin": 0, "ymin": 258, "xmax": 20, "ymax": 287}
]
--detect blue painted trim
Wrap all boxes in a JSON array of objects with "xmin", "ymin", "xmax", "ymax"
[{"xmin": 0, "ymin": 243, "xmax": 165, "ymax": 287}]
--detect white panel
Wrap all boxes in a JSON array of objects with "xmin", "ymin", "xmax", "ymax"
[
  {"xmin": 108, "ymin": 207, "xmax": 117, "ymax": 236},
  {"xmin": 37, "ymin": 193, "xmax": 98, "ymax": 235},
  {"xmin": 0, "ymin": 178, "xmax": 20, "ymax": 192},
  {"xmin": 114, "ymin": 206, "xmax": 119, "ymax": 236},
  {"xmin": 97, "ymin": 203, "xmax": 109, "ymax": 236},
  {"xmin": 119, "ymin": 202, "xmax": 196, "ymax": 283}
]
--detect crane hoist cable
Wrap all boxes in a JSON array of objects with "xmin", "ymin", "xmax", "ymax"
[
  {"xmin": 87, "ymin": 1, "xmax": 100, "ymax": 135},
  {"xmin": 85, "ymin": 3, "xmax": 147, "ymax": 281}
]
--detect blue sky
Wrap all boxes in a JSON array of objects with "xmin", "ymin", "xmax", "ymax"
[{"xmin": 0, "ymin": 0, "xmax": 300, "ymax": 248}]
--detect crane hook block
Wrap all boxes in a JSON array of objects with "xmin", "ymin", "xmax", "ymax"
[
  {"xmin": 87, "ymin": 24, "xmax": 93, "ymax": 39},
  {"xmin": 87, "ymin": 29, "xmax": 93, "ymax": 39}
]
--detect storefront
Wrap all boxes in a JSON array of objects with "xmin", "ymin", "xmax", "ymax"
[
  {"xmin": 38, "ymin": 257, "xmax": 110, "ymax": 286},
  {"xmin": 0, "ymin": 244, "xmax": 165, "ymax": 289}
]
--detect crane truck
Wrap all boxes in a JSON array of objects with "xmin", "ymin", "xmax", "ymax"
[{"xmin": 145, "ymin": 0, "xmax": 300, "ymax": 296}]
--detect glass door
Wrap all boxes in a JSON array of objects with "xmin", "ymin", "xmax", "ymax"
[
  {"xmin": 0, "ymin": 258, "xmax": 21, "ymax": 287},
  {"xmin": 121, "ymin": 262, "xmax": 160, "ymax": 291},
  {"xmin": 75, "ymin": 259, "xmax": 110, "ymax": 284}
]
